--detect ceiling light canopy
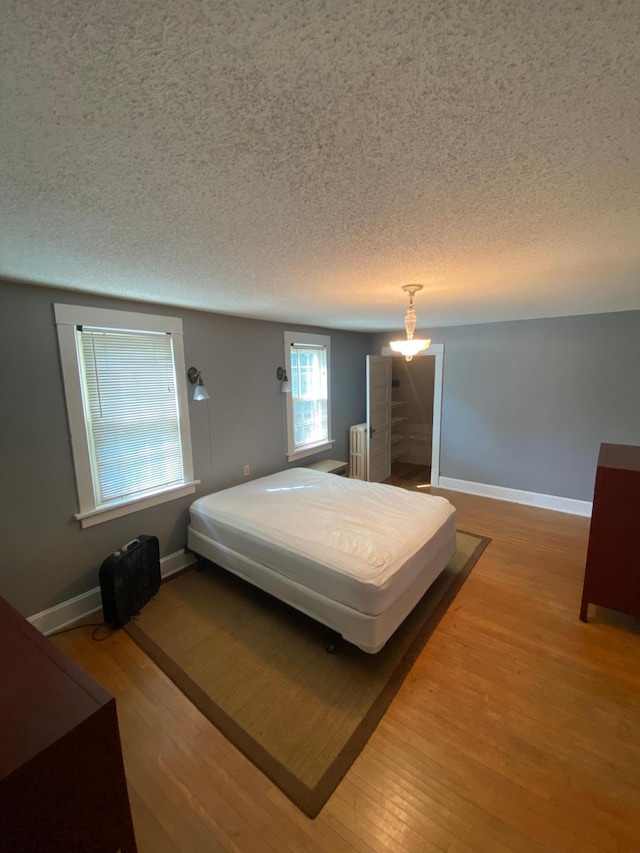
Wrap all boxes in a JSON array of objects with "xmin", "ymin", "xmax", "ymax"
[{"xmin": 389, "ymin": 284, "xmax": 431, "ymax": 361}]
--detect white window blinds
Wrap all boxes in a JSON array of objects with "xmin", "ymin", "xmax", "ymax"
[
  {"xmin": 78, "ymin": 326, "xmax": 185, "ymax": 505},
  {"xmin": 290, "ymin": 343, "xmax": 328, "ymax": 450}
]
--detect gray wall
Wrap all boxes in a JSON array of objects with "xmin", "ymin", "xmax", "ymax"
[
  {"xmin": 374, "ymin": 310, "xmax": 640, "ymax": 501},
  {"xmin": 0, "ymin": 279, "xmax": 371, "ymax": 617},
  {"xmin": 3, "ymin": 278, "xmax": 638, "ymax": 618}
]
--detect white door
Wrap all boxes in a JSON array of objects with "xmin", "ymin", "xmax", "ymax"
[{"xmin": 366, "ymin": 355, "xmax": 392, "ymax": 482}]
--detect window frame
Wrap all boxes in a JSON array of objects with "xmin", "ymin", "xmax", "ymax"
[
  {"xmin": 55, "ymin": 303, "xmax": 198, "ymax": 528},
  {"xmin": 283, "ymin": 330, "xmax": 334, "ymax": 462}
]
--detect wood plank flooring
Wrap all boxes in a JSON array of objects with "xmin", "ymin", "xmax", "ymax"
[
  {"xmin": 389, "ymin": 461, "xmax": 431, "ymax": 487},
  {"xmin": 51, "ymin": 481, "xmax": 640, "ymax": 852}
]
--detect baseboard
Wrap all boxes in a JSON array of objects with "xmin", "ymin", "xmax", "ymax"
[
  {"xmin": 28, "ymin": 548, "xmax": 198, "ymax": 636},
  {"xmin": 438, "ymin": 477, "xmax": 592, "ymax": 517}
]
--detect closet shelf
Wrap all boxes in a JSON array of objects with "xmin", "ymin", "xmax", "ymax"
[{"xmin": 391, "ymin": 416, "xmax": 408, "ymax": 425}]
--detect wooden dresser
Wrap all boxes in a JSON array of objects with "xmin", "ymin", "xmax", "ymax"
[
  {"xmin": 580, "ymin": 443, "xmax": 640, "ymax": 622},
  {"xmin": 0, "ymin": 596, "xmax": 137, "ymax": 852}
]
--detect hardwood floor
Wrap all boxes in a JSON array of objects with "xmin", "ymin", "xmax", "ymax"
[
  {"xmin": 389, "ymin": 461, "xmax": 431, "ymax": 487},
  {"xmin": 51, "ymin": 484, "xmax": 640, "ymax": 852}
]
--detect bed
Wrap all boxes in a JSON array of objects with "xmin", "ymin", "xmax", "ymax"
[{"xmin": 187, "ymin": 467, "xmax": 457, "ymax": 653}]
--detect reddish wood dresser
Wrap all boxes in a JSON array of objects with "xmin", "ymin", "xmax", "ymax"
[
  {"xmin": 580, "ymin": 443, "xmax": 640, "ymax": 622},
  {"xmin": 0, "ymin": 596, "xmax": 137, "ymax": 852}
]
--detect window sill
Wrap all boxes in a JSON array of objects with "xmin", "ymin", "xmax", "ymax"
[
  {"xmin": 286, "ymin": 441, "xmax": 335, "ymax": 463},
  {"xmin": 75, "ymin": 481, "xmax": 200, "ymax": 529}
]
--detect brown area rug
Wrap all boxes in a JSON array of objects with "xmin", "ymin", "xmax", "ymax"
[{"xmin": 125, "ymin": 530, "xmax": 489, "ymax": 817}]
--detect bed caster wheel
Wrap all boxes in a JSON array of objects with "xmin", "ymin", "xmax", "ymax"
[{"xmin": 326, "ymin": 633, "xmax": 342, "ymax": 654}]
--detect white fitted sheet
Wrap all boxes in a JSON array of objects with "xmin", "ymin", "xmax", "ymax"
[{"xmin": 188, "ymin": 468, "xmax": 456, "ymax": 616}]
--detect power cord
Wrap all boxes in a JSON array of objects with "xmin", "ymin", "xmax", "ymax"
[{"xmin": 51, "ymin": 622, "xmax": 115, "ymax": 641}]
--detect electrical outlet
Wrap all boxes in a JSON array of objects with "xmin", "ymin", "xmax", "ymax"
[{"xmin": 243, "ymin": 465, "xmax": 250, "ymax": 476}]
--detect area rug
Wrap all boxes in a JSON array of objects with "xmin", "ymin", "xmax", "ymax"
[{"xmin": 125, "ymin": 530, "xmax": 489, "ymax": 817}]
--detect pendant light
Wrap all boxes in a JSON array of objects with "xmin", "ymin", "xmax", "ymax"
[{"xmin": 389, "ymin": 284, "xmax": 431, "ymax": 361}]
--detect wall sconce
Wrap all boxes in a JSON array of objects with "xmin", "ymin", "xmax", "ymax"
[
  {"xmin": 276, "ymin": 366, "xmax": 291, "ymax": 393},
  {"xmin": 187, "ymin": 366, "xmax": 209, "ymax": 401}
]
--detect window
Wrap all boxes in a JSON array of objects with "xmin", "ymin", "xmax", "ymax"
[
  {"xmin": 283, "ymin": 331, "xmax": 333, "ymax": 461},
  {"xmin": 55, "ymin": 304, "xmax": 197, "ymax": 527}
]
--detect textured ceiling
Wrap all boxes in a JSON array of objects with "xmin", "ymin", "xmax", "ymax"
[{"xmin": 2, "ymin": 0, "xmax": 639, "ymax": 331}]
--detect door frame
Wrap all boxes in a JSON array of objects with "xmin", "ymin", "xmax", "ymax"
[{"xmin": 379, "ymin": 343, "xmax": 444, "ymax": 486}]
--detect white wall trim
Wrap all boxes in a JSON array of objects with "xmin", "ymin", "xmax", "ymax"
[
  {"xmin": 438, "ymin": 477, "xmax": 592, "ymax": 517},
  {"xmin": 54, "ymin": 302, "xmax": 196, "ymax": 526},
  {"xmin": 54, "ymin": 303, "xmax": 184, "ymax": 334},
  {"xmin": 284, "ymin": 330, "xmax": 332, "ymax": 460},
  {"xmin": 75, "ymin": 481, "xmax": 199, "ymax": 528},
  {"xmin": 28, "ymin": 548, "xmax": 197, "ymax": 636}
]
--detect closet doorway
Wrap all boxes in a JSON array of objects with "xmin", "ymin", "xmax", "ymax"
[{"xmin": 380, "ymin": 344, "xmax": 443, "ymax": 487}]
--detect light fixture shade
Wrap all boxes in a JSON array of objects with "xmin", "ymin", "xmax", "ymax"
[
  {"xmin": 188, "ymin": 366, "xmax": 209, "ymax": 401},
  {"xmin": 193, "ymin": 382, "xmax": 209, "ymax": 401},
  {"xmin": 276, "ymin": 366, "xmax": 291, "ymax": 392},
  {"xmin": 390, "ymin": 284, "xmax": 431, "ymax": 361},
  {"xmin": 389, "ymin": 338, "xmax": 431, "ymax": 357}
]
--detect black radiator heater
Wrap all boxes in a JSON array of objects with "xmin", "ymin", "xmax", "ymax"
[{"xmin": 99, "ymin": 535, "xmax": 161, "ymax": 628}]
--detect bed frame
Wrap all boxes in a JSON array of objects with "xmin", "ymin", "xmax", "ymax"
[
  {"xmin": 187, "ymin": 468, "xmax": 456, "ymax": 654},
  {"xmin": 188, "ymin": 524, "xmax": 455, "ymax": 653}
]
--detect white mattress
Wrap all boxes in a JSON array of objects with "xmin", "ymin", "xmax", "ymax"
[{"xmin": 189, "ymin": 467, "xmax": 456, "ymax": 616}]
